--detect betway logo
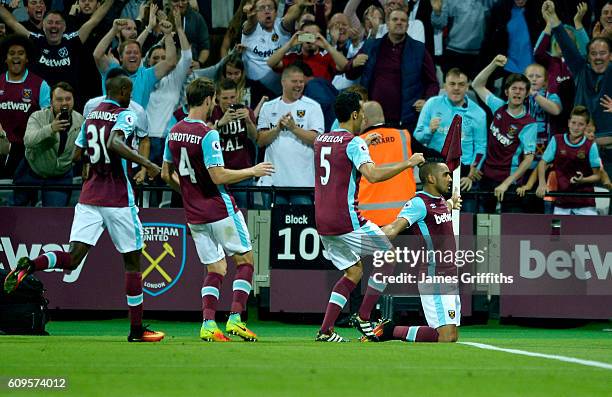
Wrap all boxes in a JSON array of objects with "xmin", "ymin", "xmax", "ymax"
[
  {"xmin": 520, "ymin": 240, "xmax": 612, "ymax": 280},
  {"xmin": 434, "ymin": 212, "xmax": 452, "ymax": 225},
  {"xmin": 490, "ymin": 125, "xmax": 512, "ymax": 146},
  {"xmin": 0, "ymin": 101, "xmax": 31, "ymax": 112},
  {"xmin": 39, "ymin": 55, "xmax": 71, "ymax": 68},
  {"xmin": 0, "ymin": 237, "xmax": 86, "ymax": 282}
]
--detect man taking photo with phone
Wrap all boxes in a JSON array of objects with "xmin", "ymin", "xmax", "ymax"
[
  {"xmin": 266, "ymin": 20, "xmax": 350, "ymax": 82},
  {"xmin": 209, "ymin": 79, "xmax": 258, "ymax": 208},
  {"xmin": 14, "ymin": 82, "xmax": 84, "ymax": 206}
]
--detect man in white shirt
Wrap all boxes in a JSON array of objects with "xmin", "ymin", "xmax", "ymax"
[
  {"xmin": 257, "ymin": 64, "xmax": 324, "ymax": 205},
  {"xmin": 240, "ymin": 0, "xmax": 303, "ymax": 95}
]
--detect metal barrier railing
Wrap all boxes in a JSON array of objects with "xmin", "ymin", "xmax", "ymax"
[{"xmin": 1, "ymin": 183, "xmax": 611, "ymax": 210}]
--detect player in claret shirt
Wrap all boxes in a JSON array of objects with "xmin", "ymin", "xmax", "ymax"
[
  {"xmin": 161, "ymin": 78, "xmax": 274, "ymax": 342},
  {"xmin": 314, "ymin": 91, "xmax": 424, "ymax": 342},
  {"xmin": 6, "ymin": 68, "xmax": 165, "ymax": 343},
  {"xmin": 375, "ymin": 161, "xmax": 462, "ymax": 343}
]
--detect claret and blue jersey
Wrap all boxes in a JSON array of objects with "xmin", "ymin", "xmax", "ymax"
[
  {"xmin": 163, "ymin": 118, "xmax": 239, "ymax": 225},
  {"xmin": 75, "ymin": 99, "xmax": 138, "ymax": 207},
  {"xmin": 314, "ymin": 129, "xmax": 374, "ymax": 236}
]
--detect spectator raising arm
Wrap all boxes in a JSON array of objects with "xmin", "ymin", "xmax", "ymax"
[
  {"xmin": 472, "ymin": 55, "xmax": 508, "ymax": 102},
  {"xmin": 542, "ymin": 0, "xmax": 586, "ymax": 77},
  {"xmin": 153, "ymin": 20, "xmax": 178, "ymax": 80},
  {"xmin": 173, "ymin": 8, "xmax": 191, "ymax": 54},
  {"xmin": 0, "ymin": 5, "xmax": 31, "ymax": 36},
  {"xmin": 78, "ymin": 0, "xmax": 115, "ymax": 43},
  {"xmin": 241, "ymin": 0, "xmax": 258, "ymax": 35},
  {"xmin": 137, "ymin": 3, "xmax": 158, "ymax": 48},
  {"xmin": 93, "ymin": 18, "xmax": 128, "ymax": 73},
  {"xmin": 281, "ymin": 0, "xmax": 308, "ymax": 33}
]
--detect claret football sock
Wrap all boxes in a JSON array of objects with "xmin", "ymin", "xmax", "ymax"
[
  {"xmin": 125, "ymin": 272, "xmax": 144, "ymax": 330},
  {"xmin": 358, "ymin": 262, "xmax": 394, "ymax": 320},
  {"xmin": 202, "ymin": 272, "xmax": 224, "ymax": 321},
  {"xmin": 393, "ymin": 326, "xmax": 439, "ymax": 342},
  {"xmin": 231, "ymin": 263, "xmax": 254, "ymax": 314},
  {"xmin": 320, "ymin": 277, "xmax": 357, "ymax": 333},
  {"xmin": 32, "ymin": 251, "xmax": 72, "ymax": 271}
]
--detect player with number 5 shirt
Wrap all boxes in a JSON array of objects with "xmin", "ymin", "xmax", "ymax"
[{"xmin": 313, "ymin": 92, "xmax": 425, "ymax": 342}]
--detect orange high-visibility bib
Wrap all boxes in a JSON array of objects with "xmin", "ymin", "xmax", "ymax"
[{"xmin": 358, "ymin": 127, "xmax": 416, "ymax": 226}]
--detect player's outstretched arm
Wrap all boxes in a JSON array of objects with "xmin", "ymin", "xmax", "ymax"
[
  {"xmin": 381, "ymin": 218, "xmax": 409, "ymax": 241},
  {"xmin": 161, "ymin": 161, "xmax": 181, "ymax": 193},
  {"xmin": 359, "ymin": 153, "xmax": 425, "ymax": 183},
  {"xmin": 108, "ymin": 129, "xmax": 161, "ymax": 179},
  {"xmin": 208, "ymin": 162, "xmax": 274, "ymax": 186}
]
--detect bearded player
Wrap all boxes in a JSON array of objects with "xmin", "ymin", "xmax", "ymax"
[
  {"xmin": 373, "ymin": 162, "xmax": 462, "ymax": 343},
  {"xmin": 161, "ymin": 78, "xmax": 274, "ymax": 342}
]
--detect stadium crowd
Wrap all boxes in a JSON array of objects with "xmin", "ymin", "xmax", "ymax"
[{"xmin": 0, "ymin": 0, "xmax": 611, "ymax": 215}]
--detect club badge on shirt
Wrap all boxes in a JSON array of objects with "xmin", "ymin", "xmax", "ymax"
[
  {"xmin": 22, "ymin": 88, "xmax": 32, "ymax": 103},
  {"xmin": 507, "ymin": 125, "xmax": 517, "ymax": 136}
]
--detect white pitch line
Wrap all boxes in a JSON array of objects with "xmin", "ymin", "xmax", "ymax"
[{"xmin": 459, "ymin": 342, "xmax": 612, "ymax": 371}]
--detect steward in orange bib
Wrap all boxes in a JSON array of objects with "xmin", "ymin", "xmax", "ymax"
[{"xmin": 358, "ymin": 101, "xmax": 416, "ymax": 225}]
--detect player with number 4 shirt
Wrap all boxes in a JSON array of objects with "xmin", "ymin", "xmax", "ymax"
[
  {"xmin": 161, "ymin": 78, "xmax": 274, "ymax": 342},
  {"xmin": 313, "ymin": 92, "xmax": 425, "ymax": 342}
]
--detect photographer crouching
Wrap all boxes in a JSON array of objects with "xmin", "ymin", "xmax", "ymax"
[{"xmin": 13, "ymin": 82, "xmax": 84, "ymax": 206}]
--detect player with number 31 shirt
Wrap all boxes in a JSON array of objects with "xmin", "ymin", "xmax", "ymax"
[{"xmin": 4, "ymin": 69, "xmax": 165, "ymax": 343}]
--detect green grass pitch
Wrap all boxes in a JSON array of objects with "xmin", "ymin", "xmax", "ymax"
[{"xmin": 1, "ymin": 319, "xmax": 611, "ymax": 397}]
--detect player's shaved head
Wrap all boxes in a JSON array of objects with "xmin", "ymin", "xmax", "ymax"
[
  {"xmin": 105, "ymin": 68, "xmax": 132, "ymax": 107},
  {"xmin": 186, "ymin": 77, "xmax": 215, "ymax": 108},
  {"xmin": 362, "ymin": 101, "xmax": 384, "ymax": 127},
  {"xmin": 105, "ymin": 68, "xmax": 132, "ymax": 95}
]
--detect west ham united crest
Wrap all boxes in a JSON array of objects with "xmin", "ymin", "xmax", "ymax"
[
  {"xmin": 448, "ymin": 310, "xmax": 456, "ymax": 319},
  {"xmin": 141, "ymin": 223, "xmax": 186, "ymax": 296},
  {"xmin": 22, "ymin": 88, "xmax": 32, "ymax": 102},
  {"xmin": 296, "ymin": 109, "xmax": 306, "ymax": 118}
]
